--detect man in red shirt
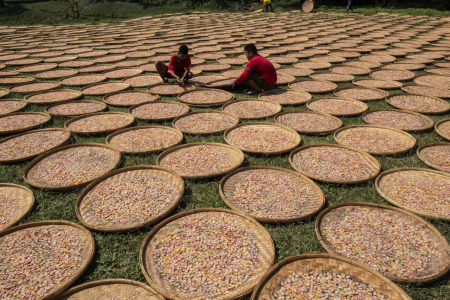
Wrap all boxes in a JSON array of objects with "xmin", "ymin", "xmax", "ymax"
[
  {"xmin": 230, "ymin": 43, "xmax": 277, "ymax": 95},
  {"xmin": 155, "ymin": 45, "xmax": 193, "ymax": 85}
]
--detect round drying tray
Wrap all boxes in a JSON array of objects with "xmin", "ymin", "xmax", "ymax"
[
  {"xmin": 76, "ymin": 165, "xmax": 184, "ymax": 232},
  {"xmin": 370, "ymin": 69, "xmax": 416, "ymax": 81},
  {"xmin": 275, "ymin": 110, "xmax": 342, "ymax": 135},
  {"xmin": 219, "ymin": 166, "xmax": 325, "ymax": 223},
  {"xmin": 173, "ymin": 110, "xmax": 239, "ymax": 134},
  {"xmin": 353, "ymin": 78, "xmax": 403, "ymax": 90},
  {"xmin": 224, "ymin": 122, "xmax": 301, "ymax": 155},
  {"xmin": 316, "ymin": 202, "xmax": 450, "ymax": 283},
  {"xmin": 204, "ymin": 78, "xmax": 236, "ymax": 88},
  {"xmin": 54, "ymin": 279, "xmax": 164, "ymax": 300},
  {"xmin": 0, "ymin": 88, "xmax": 10, "ymax": 99},
  {"xmin": 334, "ymin": 125, "xmax": 416, "ymax": 155},
  {"xmin": 386, "ymin": 93, "xmax": 450, "ymax": 115},
  {"xmin": 375, "ymin": 168, "xmax": 450, "ymax": 221},
  {"xmin": 23, "ymin": 143, "xmax": 121, "ymax": 190},
  {"xmin": 0, "ymin": 221, "xmax": 95, "ymax": 300},
  {"xmin": 0, "ymin": 183, "xmax": 34, "ymax": 233},
  {"xmin": 106, "ymin": 126, "xmax": 183, "ymax": 154},
  {"xmin": 78, "ymin": 64, "xmax": 116, "ymax": 73},
  {"xmin": 15, "ymin": 63, "xmax": 58, "ymax": 73},
  {"xmin": 192, "ymin": 63, "xmax": 231, "ymax": 72},
  {"xmin": 60, "ymin": 74, "xmax": 108, "ymax": 86},
  {"xmin": 24, "ymin": 89, "xmax": 83, "ymax": 104},
  {"xmin": 333, "ymin": 87, "xmax": 389, "ymax": 101},
  {"xmin": 277, "ymin": 67, "xmax": 314, "ymax": 77},
  {"xmin": 124, "ymin": 74, "xmax": 163, "ymax": 87},
  {"xmin": 307, "ymin": 97, "xmax": 368, "ymax": 117},
  {"xmin": 0, "ymin": 99, "xmax": 27, "ymax": 115},
  {"xmin": 34, "ymin": 68, "xmax": 79, "ymax": 79},
  {"xmin": 222, "ymin": 98, "xmax": 282, "ymax": 119},
  {"xmin": 147, "ymin": 83, "xmax": 196, "ymax": 96},
  {"xmin": 129, "ymin": 100, "xmax": 190, "ymax": 121},
  {"xmin": 251, "ymin": 252, "xmax": 412, "ymax": 300},
  {"xmin": 309, "ymin": 72, "xmax": 355, "ymax": 83},
  {"xmin": 414, "ymin": 74, "xmax": 450, "ymax": 90},
  {"xmin": 288, "ymin": 79, "xmax": 337, "ymax": 94},
  {"xmin": 178, "ymin": 88, "xmax": 234, "ymax": 107},
  {"xmin": 140, "ymin": 208, "xmax": 275, "ymax": 300},
  {"xmin": 290, "ymin": 144, "xmax": 381, "ymax": 184},
  {"xmin": 275, "ymin": 74, "xmax": 296, "ymax": 85},
  {"xmin": 81, "ymin": 81, "xmax": 130, "ymax": 96},
  {"xmin": 103, "ymin": 90, "xmax": 159, "ymax": 107},
  {"xmin": 401, "ymin": 84, "xmax": 450, "ymax": 99},
  {"xmin": 294, "ymin": 61, "xmax": 331, "ymax": 70},
  {"xmin": 343, "ymin": 60, "xmax": 382, "ymax": 69},
  {"xmin": 382, "ymin": 63, "xmax": 426, "ymax": 71},
  {"xmin": 417, "ymin": 143, "xmax": 450, "ymax": 173},
  {"xmin": 10, "ymin": 81, "xmax": 61, "ymax": 94},
  {"xmin": 0, "ymin": 112, "xmax": 51, "ymax": 135},
  {"xmin": 258, "ymin": 89, "xmax": 312, "ymax": 105},
  {"xmin": 360, "ymin": 54, "xmax": 396, "ymax": 63},
  {"xmin": 0, "ymin": 128, "xmax": 71, "ymax": 163},
  {"xmin": 156, "ymin": 142, "xmax": 244, "ymax": 179},
  {"xmin": 302, "ymin": 0, "xmax": 314, "ymax": 12},
  {"xmin": 45, "ymin": 100, "xmax": 107, "ymax": 117},
  {"xmin": 362, "ymin": 109, "xmax": 434, "ymax": 132},
  {"xmin": 102, "ymin": 67, "xmax": 143, "ymax": 79},
  {"xmin": 436, "ymin": 119, "xmax": 450, "ymax": 141},
  {"xmin": 329, "ymin": 65, "xmax": 371, "ymax": 76},
  {"xmin": 65, "ymin": 112, "xmax": 134, "ymax": 135}
]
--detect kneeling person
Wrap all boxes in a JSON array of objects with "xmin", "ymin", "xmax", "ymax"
[
  {"xmin": 230, "ymin": 43, "xmax": 277, "ymax": 95},
  {"xmin": 155, "ymin": 44, "xmax": 193, "ymax": 85}
]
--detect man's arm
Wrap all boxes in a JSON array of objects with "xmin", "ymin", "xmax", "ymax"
[{"xmin": 235, "ymin": 67, "xmax": 254, "ymax": 85}]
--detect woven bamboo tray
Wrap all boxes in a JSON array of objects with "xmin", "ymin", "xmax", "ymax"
[
  {"xmin": 251, "ymin": 253, "xmax": 412, "ymax": 300},
  {"xmin": 382, "ymin": 63, "xmax": 426, "ymax": 71},
  {"xmin": 76, "ymin": 165, "xmax": 184, "ymax": 232},
  {"xmin": 334, "ymin": 125, "xmax": 416, "ymax": 155},
  {"xmin": 290, "ymin": 144, "xmax": 381, "ymax": 184},
  {"xmin": 333, "ymin": 86, "xmax": 389, "ymax": 101},
  {"xmin": 0, "ymin": 183, "xmax": 34, "ymax": 233},
  {"xmin": 124, "ymin": 73, "xmax": 163, "ymax": 87},
  {"xmin": 277, "ymin": 67, "xmax": 314, "ymax": 77},
  {"xmin": 222, "ymin": 98, "xmax": 282, "ymax": 119},
  {"xmin": 60, "ymin": 74, "xmax": 108, "ymax": 86},
  {"xmin": 307, "ymin": 97, "xmax": 368, "ymax": 117},
  {"xmin": 0, "ymin": 76, "xmax": 30, "ymax": 86},
  {"xmin": 45, "ymin": 100, "xmax": 107, "ymax": 117},
  {"xmin": 81, "ymin": 81, "xmax": 130, "ymax": 96},
  {"xmin": 129, "ymin": 100, "xmax": 190, "ymax": 121},
  {"xmin": 10, "ymin": 81, "xmax": 61, "ymax": 94},
  {"xmin": 0, "ymin": 99, "xmax": 27, "ymax": 115},
  {"xmin": 0, "ymin": 112, "xmax": 51, "ymax": 135},
  {"xmin": 0, "ymin": 220, "xmax": 95, "ymax": 300},
  {"xmin": 316, "ymin": 202, "xmax": 450, "ymax": 283},
  {"xmin": 103, "ymin": 90, "xmax": 159, "ymax": 107},
  {"xmin": 417, "ymin": 143, "xmax": 450, "ymax": 173},
  {"xmin": 436, "ymin": 119, "xmax": 450, "ymax": 141},
  {"xmin": 375, "ymin": 168, "xmax": 450, "ymax": 221},
  {"xmin": 274, "ymin": 110, "xmax": 342, "ymax": 135},
  {"xmin": 78, "ymin": 64, "xmax": 116, "ymax": 73},
  {"xmin": 288, "ymin": 79, "xmax": 337, "ymax": 94},
  {"xmin": 0, "ymin": 128, "xmax": 71, "ymax": 163},
  {"xmin": 147, "ymin": 83, "xmax": 195, "ymax": 96},
  {"xmin": 370, "ymin": 69, "xmax": 416, "ymax": 82},
  {"xmin": 353, "ymin": 78, "xmax": 403, "ymax": 90},
  {"xmin": 219, "ymin": 166, "xmax": 325, "ymax": 223},
  {"xmin": 386, "ymin": 93, "xmax": 450, "ymax": 115},
  {"xmin": 23, "ymin": 143, "xmax": 121, "ymax": 190},
  {"xmin": 65, "ymin": 112, "xmax": 134, "ymax": 135},
  {"xmin": 156, "ymin": 142, "xmax": 244, "ymax": 179},
  {"xmin": 401, "ymin": 84, "xmax": 450, "ymax": 99},
  {"xmin": 294, "ymin": 61, "xmax": 331, "ymax": 70},
  {"xmin": 102, "ymin": 67, "xmax": 144, "ymax": 79},
  {"xmin": 258, "ymin": 89, "xmax": 312, "ymax": 105},
  {"xmin": 34, "ymin": 68, "xmax": 79, "ymax": 80},
  {"xmin": 16, "ymin": 63, "xmax": 58, "ymax": 73},
  {"xmin": 106, "ymin": 125, "xmax": 183, "ymax": 154},
  {"xmin": 24, "ymin": 89, "xmax": 83, "ymax": 104},
  {"xmin": 330, "ymin": 65, "xmax": 371, "ymax": 75},
  {"xmin": 54, "ymin": 279, "xmax": 164, "ymax": 300},
  {"xmin": 139, "ymin": 208, "xmax": 275, "ymax": 300},
  {"xmin": 224, "ymin": 123, "xmax": 301, "ymax": 155},
  {"xmin": 362, "ymin": 109, "xmax": 434, "ymax": 132},
  {"xmin": 204, "ymin": 78, "xmax": 235, "ymax": 88},
  {"xmin": 178, "ymin": 88, "xmax": 233, "ymax": 107},
  {"xmin": 414, "ymin": 74, "xmax": 450, "ymax": 90},
  {"xmin": 0, "ymin": 87, "xmax": 10, "ymax": 99},
  {"xmin": 173, "ymin": 110, "xmax": 239, "ymax": 134},
  {"xmin": 309, "ymin": 72, "xmax": 355, "ymax": 83}
]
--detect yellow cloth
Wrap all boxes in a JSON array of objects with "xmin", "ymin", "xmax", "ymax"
[{"xmin": 263, "ymin": 0, "xmax": 271, "ymax": 5}]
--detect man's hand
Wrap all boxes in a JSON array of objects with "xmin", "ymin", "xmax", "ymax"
[
  {"xmin": 179, "ymin": 76, "xmax": 186, "ymax": 87},
  {"xmin": 229, "ymin": 80, "xmax": 236, "ymax": 88}
]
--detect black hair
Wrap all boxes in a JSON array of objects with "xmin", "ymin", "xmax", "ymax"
[
  {"xmin": 179, "ymin": 45, "xmax": 189, "ymax": 55},
  {"xmin": 244, "ymin": 43, "xmax": 257, "ymax": 55}
]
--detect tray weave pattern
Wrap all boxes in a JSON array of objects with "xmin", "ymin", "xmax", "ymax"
[{"xmin": 0, "ymin": 184, "xmax": 34, "ymax": 233}]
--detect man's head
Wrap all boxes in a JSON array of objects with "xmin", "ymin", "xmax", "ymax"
[
  {"xmin": 244, "ymin": 43, "xmax": 257, "ymax": 61},
  {"xmin": 178, "ymin": 45, "xmax": 189, "ymax": 60}
]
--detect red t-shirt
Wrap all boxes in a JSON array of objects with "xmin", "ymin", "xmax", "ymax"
[
  {"xmin": 168, "ymin": 54, "xmax": 191, "ymax": 76},
  {"xmin": 235, "ymin": 54, "xmax": 277, "ymax": 86}
]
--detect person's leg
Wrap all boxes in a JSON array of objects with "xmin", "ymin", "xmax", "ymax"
[
  {"xmin": 244, "ymin": 73, "xmax": 272, "ymax": 94},
  {"xmin": 155, "ymin": 61, "xmax": 168, "ymax": 83},
  {"xmin": 269, "ymin": 4, "xmax": 273, "ymax": 12},
  {"xmin": 186, "ymin": 72, "xmax": 194, "ymax": 79}
]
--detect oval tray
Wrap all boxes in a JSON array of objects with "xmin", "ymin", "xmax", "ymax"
[
  {"xmin": 413, "ymin": 74, "xmax": 450, "ymax": 90},
  {"xmin": 0, "ymin": 183, "xmax": 34, "ymax": 233},
  {"xmin": 0, "ymin": 220, "xmax": 95, "ymax": 300},
  {"xmin": 129, "ymin": 100, "xmax": 190, "ymax": 121},
  {"xmin": 274, "ymin": 110, "xmax": 342, "ymax": 135},
  {"xmin": 401, "ymin": 84, "xmax": 450, "ymax": 99},
  {"xmin": 156, "ymin": 142, "xmax": 244, "ymax": 179},
  {"xmin": 45, "ymin": 100, "xmax": 108, "ymax": 117},
  {"xmin": 290, "ymin": 144, "xmax": 381, "ymax": 184},
  {"xmin": 219, "ymin": 166, "xmax": 325, "ymax": 223},
  {"xmin": 436, "ymin": 118, "xmax": 450, "ymax": 141},
  {"xmin": 124, "ymin": 73, "xmax": 163, "ymax": 88},
  {"xmin": 60, "ymin": 74, "xmax": 108, "ymax": 86},
  {"xmin": 222, "ymin": 98, "xmax": 282, "ymax": 119},
  {"xmin": 307, "ymin": 97, "xmax": 368, "ymax": 117},
  {"xmin": 316, "ymin": 202, "xmax": 450, "ymax": 283},
  {"xmin": 0, "ymin": 98, "xmax": 27, "ymax": 115},
  {"xmin": 353, "ymin": 79, "xmax": 403, "ymax": 90},
  {"xmin": 0, "ymin": 87, "xmax": 10, "ymax": 99},
  {"xmin": 173, "ymin": 110, "xmax": 239, "ymax": 134},
  {"xmin": 10, "ymin": 81, "xmax": 61, "ymax": 94},
  {"xmin": 64, "ymin": 112, "xmax": 134, "ymax": 135},
  {"xmin": 147, "ymin": 83, "xmax": 196, "ymax": 96},
  {"xmin": 334, "ymin": 125, "xmax": 416, "ymax": 155},
  {"xmin": 0, "ymin": 112, "xmax": 51, "ymax": 135},
  {"xmin": 224, "ymin": 122, "xmax": 301, "ymax": 155},
  {"xmin": 81, "ymin": 81, "xmax": 130, "ymax": 96},
  {"xmin": 370, "ymin": 69, "xmax": 416, "ymax": 81},
  {"xmin": 251, "ymin": 253, "xmax": 412, "ymax": 300},
  {"xmin": 103, "ymin": 90, "xmax": 159, "ymax": 107},
  {"xmin": 24, "ymin": 89, "xmax": 83, "ymax": 104},
  {"xmin": 178, "ymin": 88, "xmax": 234, "ymax": 107},
  {"xmin": 330, "ymin": 65, "xmax": 371, "ymax": 75},
  {"xmin": 309, "ymin": 72, "xmax": 355, "ymax": 83},
  {"xmin": 288, "ymin": 79, "xmax": 337, "ymax": 94},
  {"xmin": 258, "ymin": 89, "xmax": 312, "ymax": 105},
  {"xmin": 54, "ymin": 278, "xmax": 164, "ymax": 300},
  {"xmin": 386, "ymin": 93, "xmax": 450, "ymax": 115},
  {"xmin": 417, "ymin": 143, "xmax": 450, "ymax": 173},
  {"xmin": 333, "ymin": 86, "xmax": 389, "ymax": 101},
  {"xmin": 23, "ymin": 143, "xmax": 121, "ymax": 190},
  {"xmin": 76, "ymin": 165, "xmax": 184, "ymax": 232},
  {"xmin": 140, "ymin": 208, "xmax": 275, "ymax": 300},
  {"xmin": 362, "ymin": 109, "xmax": 435, "ymax": 132}
]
